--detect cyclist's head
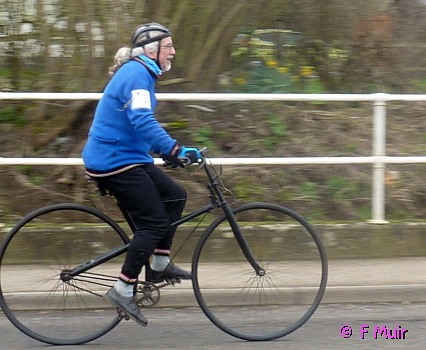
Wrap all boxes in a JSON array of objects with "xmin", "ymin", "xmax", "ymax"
[
  {"xmin": 131, "ymin": 22, "xmax": 175, "ymax": 72},
  {"xmin": 131, "ymin": 22, "xmax": 171, "ymax": 48}
]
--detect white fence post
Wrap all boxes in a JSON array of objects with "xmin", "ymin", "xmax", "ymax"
[{"xmin": 370, "ymin": 95, "xmax": 388, "ymax": 224}]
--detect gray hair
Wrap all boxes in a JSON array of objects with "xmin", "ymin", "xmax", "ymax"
[{"xmin": 108, "ymin": 40, "xmax": 160, "ymax": 77}]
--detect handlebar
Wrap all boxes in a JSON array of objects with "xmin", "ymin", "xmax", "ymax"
[{"xmin": 162, "ymin": 147, "xmax": 208, "ymax": 168}]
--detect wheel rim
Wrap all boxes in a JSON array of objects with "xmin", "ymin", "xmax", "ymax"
[
  {"xmin": 192, "ymin": 203, "xmax": 328, "ymax": 341},
  {"xmin": 0, "ymin": 204, "xmax": 129, "ymax": 345}
]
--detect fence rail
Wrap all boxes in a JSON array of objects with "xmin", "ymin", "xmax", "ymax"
[{"xmin": 1, "ymin": 92, "xmax": 426, "ymax": 223}]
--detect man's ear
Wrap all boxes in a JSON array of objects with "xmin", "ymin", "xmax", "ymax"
[{"xmin": 145, "ymin": 51, "xmax": 156, "ymax": 60}]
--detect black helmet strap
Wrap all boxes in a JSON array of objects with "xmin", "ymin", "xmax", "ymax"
[{"xmin": 133, "ymin": 32, "xmax": 171, "ymax": 48}]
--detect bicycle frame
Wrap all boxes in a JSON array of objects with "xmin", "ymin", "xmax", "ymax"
[
  {"xmin": 0, "ymin": 153, "xmax": 328, "ymax": 345},
  {"xmin": 63, "ymin": 156, "xmax": 263, "ymax": 282}
]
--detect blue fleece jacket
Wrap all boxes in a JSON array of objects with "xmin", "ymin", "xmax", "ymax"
[{"xmin": 82, "ymin": 55, "xmax": 177, "ymax": 172}]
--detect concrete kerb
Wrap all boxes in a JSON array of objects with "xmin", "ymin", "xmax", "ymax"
[
  {"xmin": 148, "ymin": 283, "xmax": 426, "ymax": 307},
  {"xmin": 3, "ymin": 284, "xmax": 426, "ymax": 311},
  {"xmin": 1, "ymin": 257, "xmax": 426, "ymax": 311}
]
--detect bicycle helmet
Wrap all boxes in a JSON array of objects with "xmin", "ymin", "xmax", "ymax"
[{"xmin": 131, "ymin": 22, "xmax": 171, "ymax": 48}]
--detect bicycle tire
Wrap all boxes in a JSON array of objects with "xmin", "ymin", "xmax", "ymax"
[
  {"xmin": 0, "ymin": 203, "xmax": 130, "ymax": 345},
  {"xmin": 192, "ymin": 202, "xmax": 328, "ymax": 341}
]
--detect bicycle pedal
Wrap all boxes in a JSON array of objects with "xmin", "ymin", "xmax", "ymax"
[
  {"xmin": 116, "ymin": 307, "xmax": 130, "ymax": 320},
  {"xmin": 165, "ymin": 277, "xmax": 181, "ymax": 285}
]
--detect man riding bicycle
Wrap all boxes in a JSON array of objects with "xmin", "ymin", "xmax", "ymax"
[{"xmin": 82, "ymin": 22, "xmax": 200, "ymax": 326}]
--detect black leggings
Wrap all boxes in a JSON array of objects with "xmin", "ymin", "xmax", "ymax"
[{"xmin": 95, "ymin": 164, "xmax": 187, "ymax": 279}]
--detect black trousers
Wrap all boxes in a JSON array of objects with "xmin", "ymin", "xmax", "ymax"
[{"xmin": 95, "ymin": 164, "xmax": 187, "ymax": 279}]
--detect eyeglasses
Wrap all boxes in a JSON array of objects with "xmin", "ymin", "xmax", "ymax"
[{"xmin": 160, "ymin": 44, "xmax": 175, "ymax": 50}]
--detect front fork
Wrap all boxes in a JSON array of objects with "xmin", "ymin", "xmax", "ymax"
[{"xmin": 222, "ymin": 204, "xmax": 265, "ymax": 277}]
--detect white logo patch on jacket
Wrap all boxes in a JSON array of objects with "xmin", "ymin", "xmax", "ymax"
[{"xmin": 131, "ymin": 89, "xmax": 151, "ymax": 110}]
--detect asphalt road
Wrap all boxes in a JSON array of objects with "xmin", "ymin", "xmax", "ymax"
[{"xmin": 0, "ymin": 302, "xmax": 425, "ymax": 349}]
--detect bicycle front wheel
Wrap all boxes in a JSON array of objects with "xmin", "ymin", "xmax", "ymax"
[
  {"xmin": 0, "ymin": 203, "xmax": 129, "ymax": 345},
  {"xmin": 192, "ymin": 202, "xmax": 328, "ymax": 341}
]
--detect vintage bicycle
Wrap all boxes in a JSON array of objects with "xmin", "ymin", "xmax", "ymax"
[{"xmin": 0, "ymin": 150, "xmax": 328, "ymax": 345}]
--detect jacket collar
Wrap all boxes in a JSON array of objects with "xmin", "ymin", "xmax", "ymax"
[{"xmin": 135, "ymin": 55, "xmax": 163, "ymax": 77}]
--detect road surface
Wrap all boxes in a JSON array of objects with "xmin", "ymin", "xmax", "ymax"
[{"xmin": 0, "ymin": 302, "xmax": 424, "ymax": 349}]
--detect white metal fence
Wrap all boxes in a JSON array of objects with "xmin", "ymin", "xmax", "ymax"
[{"xmin": 1, "ymin": 92, "xmax": 426, "ymax": 223}]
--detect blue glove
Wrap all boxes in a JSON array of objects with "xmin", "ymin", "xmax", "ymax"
[
  {"xmin": 161, "ymin": 145, "xmax": 202, "ymax": 168},
  {"xmin": 177, "ymin": 146, "xmax": 202, "ymax": 166}
]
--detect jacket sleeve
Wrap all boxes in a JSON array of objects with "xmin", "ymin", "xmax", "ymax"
[{"xmin": 122, "ymin": 65, "xmax": 177, "ymax": 155}]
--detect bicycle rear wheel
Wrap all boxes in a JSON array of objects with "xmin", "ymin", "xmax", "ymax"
[
  {"xmin": 192, "ymin": 202, "xmax": 327, "ymax": 341},
  {"xmin": 0, "ymin": 203, "xmax": 129, "ymax": 345}
]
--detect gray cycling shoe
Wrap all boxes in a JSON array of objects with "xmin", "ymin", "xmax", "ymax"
[
  {"xmin": 147, "ymin": 263, "xmax": 192, "ymax": 283},
  {"xmin": 105, "ymin": 287, "xmax": 148, "ymax": 326}
]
